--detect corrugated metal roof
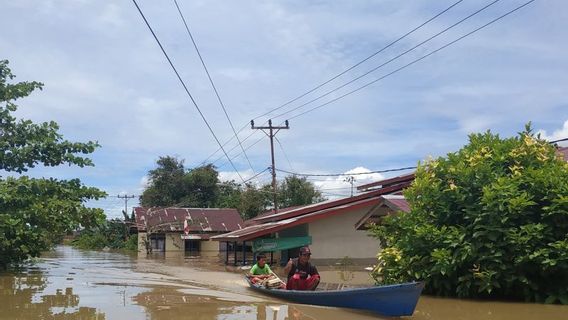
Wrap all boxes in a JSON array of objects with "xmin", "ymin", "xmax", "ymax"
[
  {"xmin": 134, "ymin": 207, "xmax": 243, "ymax": 233},
  {"xmin": 252, "ymin": 182, "xmax": 411, "ymax": 224},
  {"xmin": 382, "ymin": 195, "xmax": 411, "ymax": 213},
  {"xmin": 353, "ymin": 195, "xmax": 410, "ymax": 230},
  {"xmin": 211, "ymin": 197, "xmax": 380, "ymax": 242},
  {"xmin": 356, "ymin": 173, "xmax": 415, "ymax": 191}
]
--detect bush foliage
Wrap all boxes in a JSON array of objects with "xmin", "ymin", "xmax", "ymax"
[
  {"xmin": 72, "ymin": 219, "xmax": 137, "ymax": 251},
  {"xmin": 370, "ymin": 125, "xmax": 568, "ymax": 303}
]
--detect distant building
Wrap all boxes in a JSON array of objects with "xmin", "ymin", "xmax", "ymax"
[
  {"xmin": 134, "ymin": 207, "xmax": 243, "ymax": 256},
  {"xmin": 211, "ymin": 174, "xmax": 413, "ymax": 266}
]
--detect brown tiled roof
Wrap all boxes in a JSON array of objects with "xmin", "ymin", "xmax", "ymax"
[{"xmin": 134, "ymin": 207, "xmax": 243, "ymax": 233}]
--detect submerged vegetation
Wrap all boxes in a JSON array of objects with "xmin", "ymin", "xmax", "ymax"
[
  {"xmin": 371, "ymin": 125, "xmax": 568, "ymax": 304},
  {"xmin": 72, "ymin": 219, "xmax": 137, "ymax": 251}
]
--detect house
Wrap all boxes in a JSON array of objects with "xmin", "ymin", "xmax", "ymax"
[
  {"xmin": 211, "ymin": 175, "xmax": 413, "ymax": 266},
  {"xmin": 134, "ymin": 207, "xmax": 243, "ymax": 257},
  {"xmin": 558, "ymin": 146, "xmax": 568, "ymax": 162}
]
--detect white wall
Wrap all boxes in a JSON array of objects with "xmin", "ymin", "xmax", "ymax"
[{"xmin": 308, "ymin": 206, "xmax": 380, "ymax": 260}]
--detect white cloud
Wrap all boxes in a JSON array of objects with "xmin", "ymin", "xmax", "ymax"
[
  {"xmin": 538, "ymin": 120, "xmax": 568, "ymax": 147},
  {"xmin": 1, "ymin": 0, "xmax": 566, "ymax": 206},
  {"xmin": 313, "ymin": 167, "xmax": 386, "ymax": 200}
]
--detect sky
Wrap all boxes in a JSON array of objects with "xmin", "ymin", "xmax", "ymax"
[{"xmin": 1, "ymin": 0, "xmax": 567, "ymax": 218}]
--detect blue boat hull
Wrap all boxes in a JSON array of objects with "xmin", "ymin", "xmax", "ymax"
[{"xmin": 245, "ymin": 277, "xmax": 424, "ymax": 317}]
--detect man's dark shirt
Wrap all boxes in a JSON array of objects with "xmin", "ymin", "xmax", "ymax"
[{"xmin": 287, "ymin": 258, "xmax": 319, "ymax": 280}]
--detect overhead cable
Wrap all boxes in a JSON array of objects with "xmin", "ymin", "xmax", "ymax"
[
  {"xmin": 287, "ymin": 0, "xmax": 537, "ymax": 121},
  {"xmin": 272, "ymin": 0, "xmax": 502, "ymax": 120},
  {"xmin": 199, "ymin": 0, "xmax": 465, "ymax": 164},
  {"xmin": 250, "ymin": 0, "xmax": 466, "ymax": 122},
  {"xmin": 131, "ymin": 0, "xmax": 245, "ymax": 183},
  {"xmin": 173, "ymin": 0, "xmax": 255, "ymax": 174}
]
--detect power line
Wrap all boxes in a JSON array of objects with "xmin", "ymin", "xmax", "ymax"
[
  {"xmin": 275, "ymin": 136, "xmax": 294, "ymax": 172},
  {"xmin": 214, "ymin": 131, "xmax": 265, "ymax": 168},
  {"xmin": 271, "ymin": 0, "xmax": 502, "ymax": 121},
  {"xmin": 287, "ymin": 0, "xmax": 538, "ymax": 121},
  {"xmin": 199, "ymin": 0, "xmax": 464, "ymax": 165},
  {"xmin": 550, "ymin": 137, "xmax": 568, "ymax": 144},
  {"xmin": 249, "ymin": 0, "xmax": 465, "ymax": 123},
  {"xmin": 131, "ymin": 0, "xmax": 245, "ymax": 183},
  {"xmin": 172, "ymin": 0, "xmax": 255, "ymax": 174},
  {"xmin": 275, "ymin": 166, "xmax": 416, "ymax": 177}
]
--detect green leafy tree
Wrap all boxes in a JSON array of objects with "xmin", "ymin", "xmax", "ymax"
[
  {"xmin": 0, "ymin": 60, "xmax": 106, "ymax": 269},
  {"xmin": 139, "ymin": 156, "xmax": 186, "ymax": 207},
  {"xmin": 217, "ymin": 180, "xmax": 242, "ymax": 209},
  {"xmin": 180, "ymin": 164, "xmax": 220, "ymax": 207},
  {"xmin": 278, "ymin": 175, "xmax": 325, "ymax": 208},
  {"xmin": 370, "ymin": 125, "xmax": 568, "ymax": 303},
  {"xmin": 238, "ymin": 183, "xmax": 272, "ymax": 220}
]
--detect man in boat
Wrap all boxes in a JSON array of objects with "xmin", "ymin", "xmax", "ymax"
[
  {"xmin": 284, "ymin": 246, "xmax": 320, "ymax": 290},
  {"xmin": 247, "ymin": 253, "xmax": 272, "ymax": 284}
]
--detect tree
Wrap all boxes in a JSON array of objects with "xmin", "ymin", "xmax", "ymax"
[
  {"xmin": 180, "ymin": 164, "xmax": 220, "ymax": 207},
  {"xmin": 140, "ymin": 159, "xmax": 221, "ymax": 208},
  {"xmin": 0, "ymin": 60, "xmax": 106, "ymax": 269},
  {"xmin": 139, "ymin": 156, "xmax": 186, "ymax": 207},
  {"xmin": 370, "ymin": 125, "xmax": 568, "ymax": 303},
  {"xmin": 278, "ymin": 175, "xmax": 324, "ymax": 208},
  {"xmin": 238, "ymin": 183, "xmax": 271, "ymax": 220}
]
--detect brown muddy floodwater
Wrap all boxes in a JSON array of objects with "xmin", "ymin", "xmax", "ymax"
[{"xmin": 1, "ymin": 246, "xmax": 567, "ymax": 320}]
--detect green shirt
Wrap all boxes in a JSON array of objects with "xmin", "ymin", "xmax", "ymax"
[{"xmin": 250, "ymin": 263, "xmax": 272, "ymax": 275}]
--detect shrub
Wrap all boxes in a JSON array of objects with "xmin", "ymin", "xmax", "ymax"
[{"xmin": 370, "ymin": 125, "xmax": 568, "ymax": 303}]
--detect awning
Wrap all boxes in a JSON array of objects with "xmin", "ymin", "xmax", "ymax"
[
  {"xmin": 180, "ymin": 234, "xmax": 212, "ymax": 240},
  {"xmin": 253, "ymin": 236, "xmax": 312, "ymax": 252}
]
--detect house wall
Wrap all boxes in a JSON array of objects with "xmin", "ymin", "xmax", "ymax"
[
  {"xmin": 165, "ymin": 232, "xmax": 184, "ymax": 252},
  {"xmin": 200, "ymin": 240, "xmax": 220, "ymax": 257},
  {"xmin": 137, "ymin": 232, "xmax": 147, "ymax": 253},
  {"xmin": 308, "ymin": 206, "xmax": 379, "ymax": 262}
]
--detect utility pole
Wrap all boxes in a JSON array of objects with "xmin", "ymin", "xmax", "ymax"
[
  {"xmin": 251, "ymin": 119, "xmax": 290, "ymax": 212},
  {"xmin": 344, "ymin": 176, "xmax": 356, "ymax": 197},
  {"xmin": 117, "ymin": 194, "xmax": 136, "ymax": 220}
]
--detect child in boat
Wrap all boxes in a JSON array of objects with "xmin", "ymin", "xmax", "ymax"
[
  {"xmin": 284, "ymin": 246, "xmax": 320, "ymax": 290},
  {"xmin": 248, "ymin": 253, "xmax": 272, "ymax": 284}
]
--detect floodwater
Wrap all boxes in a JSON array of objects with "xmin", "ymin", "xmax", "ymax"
[{"xmin": 1, "ymin": 246, "xmax": 567, "ymax": 319}]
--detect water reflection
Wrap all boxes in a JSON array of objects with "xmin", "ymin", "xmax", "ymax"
[
  {"xmin": 1, "ymin": 246, "xmax": 567, "ymax": 320},
  {"xmin": 132, "ymin": 288, "xmax": 326, "ymax": 320},
  {"xmin": 0, "ymin": 270, "xmax": 105, "ymax": 319}
]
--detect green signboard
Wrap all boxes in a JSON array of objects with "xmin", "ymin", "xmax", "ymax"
[{"xmin": 253, "ymin": 236, "xmax": 312, "ymax": 252}]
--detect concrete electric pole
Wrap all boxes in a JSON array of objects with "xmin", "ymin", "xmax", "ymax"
[
  {"xmin": 251, "ymin": 119, "xmax": 290, "ymax": 213},
  {"xmin": 117, "ymin": 194, "xmax": 136, "ymax": 220}
]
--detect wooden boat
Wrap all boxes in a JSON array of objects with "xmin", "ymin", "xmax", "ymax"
[{"xmin": 245, "ymin": 277, "xmax": 424, "ymax": 317}]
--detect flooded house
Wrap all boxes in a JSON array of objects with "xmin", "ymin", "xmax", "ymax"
[
  {"xmin": 211, "ymin": 174, "xmax": 414, "ymax": 266},
  {"xmin": 134, "ymin": 207, "xmax": 244, "ymax": 256}
]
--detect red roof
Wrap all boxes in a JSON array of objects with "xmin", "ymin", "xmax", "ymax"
[
  {"xmin": 134, "ymin": 207, "xmax": 243, "ymax": 233},
  {"xmin": 353, "ymin": 195, "xmax": 410, "ymax": 230},
  {"xmin": 242, "ymin": 205, "xmax": 305, "ymax": 227},
  {"xmin": 211, "ymin": 197, "xmax": 380, "ymax": 242},
  {"xmin": 252, "ymin": 182, "xmax": 410, "ymax": 224},
  {"xmin": 356, "ymin": 173, "xmax": 415, "ymax": 191}
]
